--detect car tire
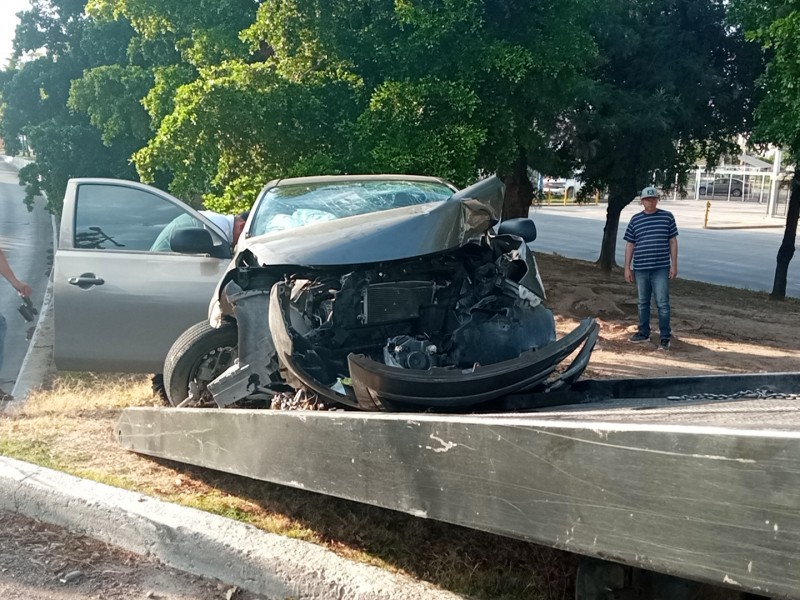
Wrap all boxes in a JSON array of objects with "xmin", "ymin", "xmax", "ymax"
[
  {"xmin": 163, "ymin": 320, "xmax": 238, "ymax": 407},
  {"xmin": 698, "ymin": 187, "xmax": 707, "ymax": 195},
  {"xmin": 732, "ymin": 189, "xmax": 742, "ymax": 197}
]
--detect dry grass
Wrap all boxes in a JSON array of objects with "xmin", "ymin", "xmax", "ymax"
[{"xmin": 1, "ymin": 374, "xmax": 577, "ymax": 600}]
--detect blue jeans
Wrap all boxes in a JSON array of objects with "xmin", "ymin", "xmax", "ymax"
[
  {"xmin": 635, "ymin": 268, "xmax": 671, "ymax": 340},
  {"xmin": 0, "ymin": 313, "xmax": 5, "ymax": 373}
]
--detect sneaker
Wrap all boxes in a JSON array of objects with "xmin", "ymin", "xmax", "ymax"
[
  {"xmin": 629, "ymin": 332, "xmax": 650, "ymax": 343},
  {"xmin": 659, "ymin": 338, "xmax": 671, "ymax": 351}
]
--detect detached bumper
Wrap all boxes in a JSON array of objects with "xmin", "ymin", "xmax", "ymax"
[{"xmin": 348, "ymin": 318, "xmax": 598, "ymax": 410}]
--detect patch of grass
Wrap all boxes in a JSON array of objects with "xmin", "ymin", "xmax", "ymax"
[
  {"xmin": 0, "ymin": 373, "xmax": 570, "ymax": 599},
  {"xmin": 68, "ymin": 468, "xmax": 153, "ymax": 494},
  {"xmin": 0, "ymin": 438, "xmax": 64, "ymax": 470}
]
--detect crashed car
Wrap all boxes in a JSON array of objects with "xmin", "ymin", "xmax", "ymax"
[{"xmin": 163, "ymin": 174, "xmax": 598, "ymax": 411}]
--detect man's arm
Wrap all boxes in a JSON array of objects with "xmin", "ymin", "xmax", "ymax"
[
  {"xmin": 624, "ymin": 241, "xmax": 635, "ymax": 283},
  {"xmin": 669, "ymin": 237, "xmax": 678, "ymax": 279},
  {"xmin": 0, "ymin": 248, "xmax": 32, "ymax": 297}
]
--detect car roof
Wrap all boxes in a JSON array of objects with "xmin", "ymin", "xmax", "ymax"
[{"xmin": 266, "ymin": 174, "xmax": 456, "ymax": 188}]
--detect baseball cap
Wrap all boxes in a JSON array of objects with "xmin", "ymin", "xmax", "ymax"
[{"xmin": 641, "ymin": 186, "xmax": 659, "ymax": 199}]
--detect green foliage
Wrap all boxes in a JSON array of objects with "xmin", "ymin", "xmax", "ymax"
[
  {"xmin": 0, "ymin": 0, "xmax": 138, "ymax": 213},
  {"xmin": 544, "ymin": 0, "xmax": 766, "ymax": 269},
  {"xmin": 733, "ymin": 1, "xmax": 800, "ymax": 161},
  {"xmin": 566, "ymin": 0, "xmax": 763, "ymax": 201},
  {"xmin": 3, "ymin": 0, "xmax": 766, "ymax": 229},
  {"xmin": 68, "ymin": 64, "xmax": 152, "ymax": 144},
  {"xmin": 134, "ymin": 61, "xmax": 363, "ymax": 210},
  {"xmin": 87, "ymin": 0, "xmax": 258, "ymax": 65},
  {"xmin": 730, "ymin": 0, "xmax": 800, "ymax": 299},
  {"xmin": 18, "ymin": 117, "xmax": 137, "ymax": 212},
  {"xmin": 4, "ymin": 0, "xmax": 597, "ymax": 215},
  {"xmin": 238, "ymin": 0, "xmax": 596, "ymax": 212},
  {"xmin": 357, "ymin": 78, "xmax": 486, "ymax": 185}
]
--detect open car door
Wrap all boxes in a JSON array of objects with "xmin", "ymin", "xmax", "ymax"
[{"xmin": 54, "ymin": 179, "xmax": 231, "ymax": 373}]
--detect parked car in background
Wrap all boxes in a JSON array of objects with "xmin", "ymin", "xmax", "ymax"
[
  {"xmin": 541, "ymin": 175, "xmax": 583, "ymax": 199},
  {"xmin": 698, "ymin": 177, "xmax": 751, "ymax": 197}
]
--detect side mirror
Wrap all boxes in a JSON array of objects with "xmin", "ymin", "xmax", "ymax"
[
  {"xmin": 170, "ymin": 228, "xmax": 216, "ymax": 254},
  {"xmin": 497, "ymin": 218, "xmax": 537, "ymax": 243}
]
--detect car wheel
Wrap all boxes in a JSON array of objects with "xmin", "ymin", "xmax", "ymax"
[
  {"xmin": 163, "ymin": 320, "xmax": 238, "ymax": 407},
  {"xmin": 698, "ymin": 187, "xmax": 707, "ymax": 195},
  {"xmin": 732, "ymin": 188, "xmax": 742, "ymax": 197}
]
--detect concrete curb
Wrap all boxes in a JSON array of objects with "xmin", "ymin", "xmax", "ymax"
[
  {"xmin": 704, "ymin": 224, "xmax": 784, "ymax": 230},
  {"xmin": 0, "ymin": 456, "xmax": 464, "ymax": 599}
]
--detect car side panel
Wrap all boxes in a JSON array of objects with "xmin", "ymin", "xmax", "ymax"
[{"xmin": 54, "ymin": 251, "xmax": 228, "ymax": 372}]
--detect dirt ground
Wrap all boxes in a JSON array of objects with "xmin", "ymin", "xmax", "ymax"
[
  {"xmin": 538, "ymin": 253, "xmax": 800, "ymax": 379},
  {"xmin": 0, "ymin": 511, "xmax": 268, "ymax": 600}
]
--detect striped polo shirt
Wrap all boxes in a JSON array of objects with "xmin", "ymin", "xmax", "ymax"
[{"xmin": 623, "ymin": 209, "xmax": 678, "ymax": 270}]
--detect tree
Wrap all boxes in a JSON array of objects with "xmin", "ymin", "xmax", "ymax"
[
  {"xmin": 79, "ymin": 0, "xmax": 270, "ymax": 208},
  {"xmin": 0, "ymin": 0, "xmax": 138, "ymax": 213},
  {"xmin": 68, "ymin": 65, "xmax": 152, "ymax": 145},
  {"xmin": 86, "ymin": 0, "xmax": 257, "ymax": 66},
  {"xmin": 136, "ymin": 0, "xmax": 597, "ymax": 213},
  {"xmin": 732, "ymin": 0, "xmax": 800, "ymax": 299},
  {"xmin": 559, "ymin": 0, "xmax": 763, "ymax": 271},
  {"xmin": 5, "ymin": 0, "xmax": 598, "ymax": 214},
  {"xmin": 134, "ymin": 63, "xmax": 364, "ymax": 212}
]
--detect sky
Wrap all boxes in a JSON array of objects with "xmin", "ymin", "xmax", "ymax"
[{"xmin": 0, "ymin": 0, "xmax": 31, "ymax": 66}]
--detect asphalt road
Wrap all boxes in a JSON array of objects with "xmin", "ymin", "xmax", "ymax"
[
  {"xmin": 0, "ymin": 159, "xmax": 52, "ymax": 392},
  {"xmin": 528, "ymin": 201, "xmax": 800, "ymax": 298}
]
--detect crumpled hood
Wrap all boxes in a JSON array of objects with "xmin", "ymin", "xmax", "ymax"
[{"xmin": 240, "ymin": 176, "xmax": 505, "ymax": 267}]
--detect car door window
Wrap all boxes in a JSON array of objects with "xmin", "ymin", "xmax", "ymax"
[{"xmin": 74, "ymin": 184, "xmax": 189, "ymax": 251}]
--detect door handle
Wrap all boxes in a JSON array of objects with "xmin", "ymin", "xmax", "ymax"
[{"xmin": 68, "ymin": 273, "xmax": 105, "ymax": 289}]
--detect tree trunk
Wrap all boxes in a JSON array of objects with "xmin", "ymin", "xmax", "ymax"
[
  {"xmin": 500, "ymin": 148, "xmax": 534, "ymax": 220},
  {"xmin": 770, "ymin": 171, "xmax": 800, "ymax": 300},
  {"xmin": 598, "ymin": 182, "xmax": 637, "ymax": 272}
]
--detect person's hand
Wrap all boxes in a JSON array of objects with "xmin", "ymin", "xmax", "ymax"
[
  {"xmin": 625, "ymin": 267, "xmax": 634, "ymax": 283},
  {"xmin": 14, "ymin": 280, "xmax": 32, "ymax": 298},
  {"xmin": 669, "ymin": 266, "xmax": 678, "ymax": 280}
]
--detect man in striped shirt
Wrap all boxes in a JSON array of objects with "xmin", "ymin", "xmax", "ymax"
[{"xmin": 623, "ymin": 186, "xmax": 679, "ymax": 350}]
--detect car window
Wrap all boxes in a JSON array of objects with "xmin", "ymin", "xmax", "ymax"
[
  {"xmin": 74, "ymin": 184, "xmax": 189, "ymax": 251},
  {"xmin": 250, "ymin": 180, "xmax": 454, "ymax": 236}
]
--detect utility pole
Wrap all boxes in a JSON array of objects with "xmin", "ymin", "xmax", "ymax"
[{"xmin": 767, "ymin": 148, "xmax": 782, "ymax": 216}]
